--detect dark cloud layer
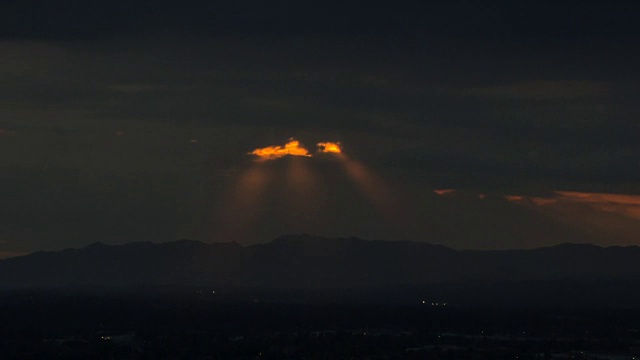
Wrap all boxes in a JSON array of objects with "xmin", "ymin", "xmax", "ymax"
[{"xmin": 1, "ymin": 1, "xmax": 640, "ymax": 254}]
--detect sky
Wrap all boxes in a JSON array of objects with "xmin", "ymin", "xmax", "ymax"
[{"xmin": 2, "ymin": 0, "xmax": 640, "ymax": 256}]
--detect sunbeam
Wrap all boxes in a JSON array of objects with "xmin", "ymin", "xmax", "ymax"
[{"xmin": 217, "ymin": 162, "xmax": 274, "ymax": 242}]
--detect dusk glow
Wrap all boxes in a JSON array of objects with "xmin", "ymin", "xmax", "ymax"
[
  {"xmin": 2, "ymin": 0, "xmax": 639, "ymax": 256},
  {"xmin": 500, "ymin": 191, "xmax": 640, "ymax": 220},
  {"xmin": 4, "ymin": 1, "xmax": 640, "ymax": 356}
]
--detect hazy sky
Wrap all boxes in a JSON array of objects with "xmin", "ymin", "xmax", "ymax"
[{"xmin": 2, "ymin": 1, "xmax": 640, "ymax": 256}]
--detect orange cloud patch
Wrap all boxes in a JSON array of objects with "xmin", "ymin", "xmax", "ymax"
[
  {"xmin": 555, "ymin": 191, "xmax": 640, "ymax": 206},
  {"xmin": 249, "ymin": 139, "xmax": 312, "ymax": 160},
  {"xmin": 434, "ymin": 189, "xmax": 456, "ymax": 196},
  {"xmin": 317, "ymin": 142, "xmax": 342, "ymax": 154},
  {"xmin": 554, "ymin": 191, "xmax": 640, "ymax": 220},
  {"xmin": 501, "ymin": 191, "xmax": 640, "ymax": 221},
  {"xmin": 432, "ymin": 190, "xmax": 640, "ymax": 246}
]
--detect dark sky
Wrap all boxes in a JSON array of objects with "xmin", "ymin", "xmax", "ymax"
[{"xmin": 2, "ymin": 0, "xmax": 640, "ymax": 256}]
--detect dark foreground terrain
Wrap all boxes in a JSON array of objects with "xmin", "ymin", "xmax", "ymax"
[{"xmin": 2, "ymin": 289, "xmax": 640, "ymax": 359}]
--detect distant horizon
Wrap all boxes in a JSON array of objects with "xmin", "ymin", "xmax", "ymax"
[
  {"xmin": 3, "ymin": 232, "xmax": 640, "ymax": 309},
  {"xmin": 3, "ymin": 233, "xmax": 639, "ymax": 261}
]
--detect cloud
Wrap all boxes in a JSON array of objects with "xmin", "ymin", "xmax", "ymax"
[
  {"xmin": 555, "ymin": 191, "xmax": 640, "ymax": 206},
  {"xmin": 249, "ymin": 139, "xmax": 312, "ymax": 161},
  {"xmin": 554, "ymin": 191, "xmax": 640, "ymax": 220},
  {"xmin": 498, "ymin": 190, "xmax": 640, "ymax": 245},
  {"xmin": 423, "ymin": 189, "xmax": 640, "ymax": 248},
  {"xmin": 317, "ymin": 142, "xmax": 342, "ymax": 154},
  {"xmin": 434, "ymin": 189, "xmax": 456, "ymax": 196},
  {"xmin": 250, "ymin": 139, "xmax": 346, "ymax": 160},
  {"xmin": 501, "ymin": 190, "xmax": 640, "ymax": 221}
]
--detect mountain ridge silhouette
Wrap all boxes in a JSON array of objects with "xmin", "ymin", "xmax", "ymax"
[{"xmin": 2, "ymin": 234, "xmax": 639, "ymax": 290}]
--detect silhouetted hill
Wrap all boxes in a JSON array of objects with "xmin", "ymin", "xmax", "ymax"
[
  {"xmin": 0, "ymin": 240, "xmax": 245, "ymax": 287},
  {"xmin": 1, "ymin": 235, "xmax": 639, "ymax": 293}
]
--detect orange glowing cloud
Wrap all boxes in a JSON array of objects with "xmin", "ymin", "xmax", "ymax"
[
  {"xmin": 249, "ymin": 139, "xmax": 312, "ymax": 160},
  {"xmin": 434, "ymin": 189, "xmax": 456, "ymax": 196},
  {"xmin": 317, "ymin": 141, "xmax": 342, "ymax": 154},
  {"xmin": 500, "ymin": 190, "xmax": 640, "ymax": 245},
  {"xmin": 430, "ymin": 189, "xmax": 640, "ymax": 246},
  {"xmin": 555, "ymin": 191, "xmax": 640, "ymax": 206},
  {"xmin": 554, "ymin": 191, "xmax": 640, "ymax": 219},
  {"xmin": 500, "ymin": 190, "xmax": 640, "ymax": 221}
]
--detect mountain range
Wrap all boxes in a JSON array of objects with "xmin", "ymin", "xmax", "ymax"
[{"xmin": 1, "ymin": 234, "xmax": 639, "ymax": 291}]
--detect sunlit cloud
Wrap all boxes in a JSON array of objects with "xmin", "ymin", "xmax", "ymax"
[
  {"xmin": 499, "ymin": 190, "xmax": 640, "ymax": 245},
  {"xmin": 501, "ymin": 191, "xmax": 640, "ymax": 220},
  {"xmin": 238, "ymin": 138, "xmax": 405, "ymax": 235},
  {"xmin": 249, "ymin": 138, "xmax": 312, "ymax": 161},
  {"xmin": 554, "ymin": 191, "xmax": 640, "ymax": 220},
  {"xmin": 424, "ymin": 190, "xmax": 640, "ymax": 246},
  {"xmin": 555, "ymin": 191, "xmax": 640, "ymax": 206},
  {"xmin": 317, "ymin": 141, "xmax": 342, "ymax": 154}
]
